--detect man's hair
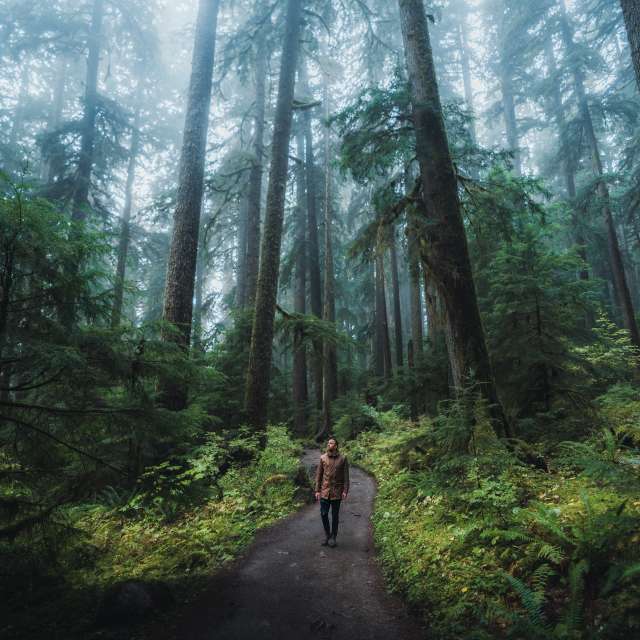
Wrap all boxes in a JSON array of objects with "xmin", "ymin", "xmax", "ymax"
[{"xmin": 327, "ymin": 435, "xmax": 338, "ymax": 445}]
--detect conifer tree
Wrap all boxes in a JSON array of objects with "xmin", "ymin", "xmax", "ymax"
[
  {"xmin": 397, "ymin": 0, "xmax": 511, "ymax": 436},
  {"xmin": 160, "ymin": 0, "xmax": 221, "ymax": 409},
  {"xmin": 245, "ymin": 0, "xmax": 304, "ymax": 431},
  {"xmin": 621, "ymin": 0, "xmax": 640, "ymax": 91},
  {"xmin": 559, "ymin": 0, "xmax": 640, "ymax": 350}
]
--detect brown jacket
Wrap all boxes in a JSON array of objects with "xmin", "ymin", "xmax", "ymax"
[{"xmin": 315, "ymin": 450, "xmax": 350, "ymax": 500}]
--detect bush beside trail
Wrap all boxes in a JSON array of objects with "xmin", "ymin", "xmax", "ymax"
[
  {"xmin": 1, "ymin": 425, "xmax": 307, "ymax": 639},
  {"xmin": 342, "ymin": 389, "xmax": 640, "ymax": 640}
]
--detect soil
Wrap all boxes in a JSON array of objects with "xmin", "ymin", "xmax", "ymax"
[{"xmin": 145, "ymin": 448, "xmax": 426, "ymax": 640}]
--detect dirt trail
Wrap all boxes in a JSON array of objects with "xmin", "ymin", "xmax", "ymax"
[{"xmin": 147, "ymin": 448, "xmax": 426, "ymax": 640}]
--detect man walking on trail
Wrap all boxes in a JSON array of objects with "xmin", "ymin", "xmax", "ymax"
[{"xmin": 315, "ymin": 436, "xmax": 349, "ymax": 547}]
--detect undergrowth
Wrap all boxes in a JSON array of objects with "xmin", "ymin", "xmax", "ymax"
[
  {"xmin": 343, "ymin": 385, "xmax": 640, "ymax": 639},
  {"xmin": 1, "ymin": 425, "xmax": 304, "ymax": 639}
]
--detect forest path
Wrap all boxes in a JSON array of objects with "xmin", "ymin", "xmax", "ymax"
[{"xmin": 146, "ymin": 448, "xmax": 426, "ymax": 640}]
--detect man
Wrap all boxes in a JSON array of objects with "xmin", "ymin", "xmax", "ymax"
[{"xmin": 314, "ymin": 436, "xmax": 349, "ymax": 548}]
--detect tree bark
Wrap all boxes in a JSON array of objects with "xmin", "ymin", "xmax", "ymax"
[
  {"xmin": 458, "ymin": 19, "xmax": 477, "ymax": 145},
  {"xmin": 245, "ymin": 28, "xmax": 269, "ymax": 309},
  {"xmin": 374, "ymin": 251, "xmax": 392, "ymax": 379},
  {"xmin": 560, "ymin": 3, "xmax": 640, "ymax": 349},
  {"xmin": 299, "ymin": 61, "xmax": 324, "ymax": 413},
  {"xmin": 409, "ymin": 240, "xmax": 424, "ymax": 359},
  {"xmin": 192, "ymin": 211, "xmax": 207, "ymax": 351},
  {"xmin": 0, "ymin": 241, "xmax": 15, "ymax": 392},
  {"xmin": 60, "ymin": 0, "xmax": 104, "ymax": 330},
  {"xmin": 71, "ymin": 0, "xmax": 104, "ymax": 221},
  {"xmin": 543, "ymin": 37, "xmax": 589, "ymax": 281},
  {"xmin": 293, "ymin": 131, "xmax": 308, "ymax": 435},
  {"xmin": 407, "ymin": 195, "xmax": 424, "ymax": 362},
  {"xmin": 244, "ymin": 0, "xmax": 303, "ymax": 431},
  {"xmin": 621, "ymin": 0, "xmax": 640, "ymax": 92},
  {"xmin": 235, "ymin": 194, "xmax": 249, "ymax": 308},
  {"xmin": 398, "ymin": 0, "xmax": 510, "ymax": 437},
  {"xmin": 160, "ymin": 0, "xmax": 220, "ymax": 409},
  {"xmin": 8, "ymin": 62, "xmax": 30, "ymax": 158},
  {"xmin": 389, "ymin": 228, "xmax": 404, "ymax": 368},
  {"xmin": 321, "ymin": 82, "xmax": 337, "ymax": 437},
  {"xmin": 111, "ymin": 89, "xmax": 142, "ymax": 328},
  {"xmin": 43, "ymin": 55, "xmax": 67, "ymax": 183},
  {"xmin": 500, "ymin": 71, "xmax": 520, "ymax": 176},
  {"xmin": 497, "ymin": 2, "xmax": 521, "ymax": 175}
]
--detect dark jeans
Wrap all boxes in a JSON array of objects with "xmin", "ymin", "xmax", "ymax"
[{"xmin": 320, "ymin": 498, "xmax": 341, "ymax": 538}]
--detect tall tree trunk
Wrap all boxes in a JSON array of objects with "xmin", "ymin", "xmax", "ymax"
[
  {"xmin": 293, "ymin": 131, "xmax": 308, "ymax": 435},
  {"xmin": 43, "ymin": 55, "xmax": 67, "ymax": 183},
  {"xmin": 321, "ymin": 83, "xmax": 337, "ymax": 437},
  {"xmin": 192, "ymin": 210, "xmax": 207, "ymax": 351},
  {"xmin": 621, "ymin": 0, "xmax": 640, "ymax": 91},
  {"xmin": 458, "ymin": 19, "xmax": 477, "ymax": 145},
  {"xmin": 8, "ymin": 62, "xmax": 30, "ymax": 157},
  {"xmin": 544, "ymin": 38, "xmax": 589, "ymax": 281},
  {"xmin": 398, "ymin": 0, "xmax": 511, "ymax": 437},
  {"xmin": 560, "ymin": 3, "xmax": 640, "ymax": 349},
  {"xmin": 71, "ymin": 0, "xmax": 104, "ymax": 221},
  {"xmin": 498, "ymin": 2, "xmax": 521, "ymax": 175},
  {"xmin": 299, "ymin": 61, "xmax": 324, "ymax": 413},
  {"xmin": 408, "ymin": 234, "xmax": 424, "ymax": 360},
  {"xmin": 0, "ymin": 243, "xmax": 15, "ymax": 395},
  {"xmin": 374, "ymin": 251, "xmax": 392, "ymax": 379},
  {"xmin": 160, "ymin": 0, "xmax": 220, "ymax": 409},
  {"xmin": 245, "ymin": 29, "xmax": 268, "ymax": 309},
  {"xmin": 407, "ymin": 338, "xmax": 418, "ymax": 421},
  {"xmin": 111, "ymin": 90, "xmax": 142, "ymax": 328},
  {"xmin": 619, "ymin": 223, "xmax": 639, "ymax": 309},
  {"xmin": 244, "ymin": 0, "xmax": 303, "ymax": 431},
  {"xmin": 60, "ymin": 0, "xmax": 104, "ymax": 330},
  {"xmin": 389, "ymin": 228, "xmax": 404, "ymax": 368},
  {"xmin": 500, "ymin": 63, "xmax": 521, "ymax": 176},
  {"xmin": 235, "ymin": 194, "xmax": 249, "ymax": 308},
  {"xmin": 406, "ymin": 169, "xmax": 425, "ymax": 362}
]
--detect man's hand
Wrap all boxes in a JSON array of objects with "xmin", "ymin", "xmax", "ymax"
[
  {"xmin": 341, "ymin": 491, "xmax": 348, "ymax": 500},
  {"xmin": 315, "ymin": 492, "xmax": 321, "ymax": 501}
]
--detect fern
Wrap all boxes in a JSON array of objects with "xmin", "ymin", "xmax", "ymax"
[
  {"xmin": 479, "ymin": 527, "xmax": 532, "ymax": 544},
  {"xmin": 530, "ymin": 563, "xmax": 555, "ymax": 594},
  {"xmin": 563, "ymin": 558, "xmax": 589, "ymax": 631},
  {"xmin": 529, "ymin": 503, "xmax": 573, "ymax": 547},
  {"xmin": 503, "ymin": 571, "xmax": 550, "ymax": 631},
  {"xmin": 534, "ymin": 541, "xmax": 565, "ymax": 564}
]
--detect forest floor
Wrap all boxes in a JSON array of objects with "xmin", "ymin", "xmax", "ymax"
[{"xmin": 141, "ymin": 448, "xmax": 426, "ymax": 640}]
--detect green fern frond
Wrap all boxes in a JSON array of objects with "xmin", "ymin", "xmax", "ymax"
[
  {"xmin": 530, "ymin": 503, "xmax": 574, "ymax": 547},
  {"xmin": 504, "ymin": 571, "xmax": 550, "ymax": 631},
  {"xmin": 531, "ymin": 563, "xmax": 555, "ymax": 594},
  {"xmin": 563, "ymin": 558, "xmax": 589, "ymax": 631},
  {"xmin": 534, "ymin": 542, "xmax": 565, "ymax": 564},
  {"xmin": 480, "ymin": 527, "xmax": 533, "ymax": 544}
]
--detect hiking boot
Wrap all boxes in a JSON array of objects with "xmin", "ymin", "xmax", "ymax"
[
  {"xmin": 328, "ymin": 536, "xmax": 337, "ymax": 548},
  {"xmin": 321, "ymin": 536, "xmax": 330, "ymax": 546}
]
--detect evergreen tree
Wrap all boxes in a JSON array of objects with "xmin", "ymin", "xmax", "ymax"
[
  {"xmin": 160, "ymin": 0, "xmax": 221, "ymax": 409},
  {"xmin": 245, "ymin": 0, "xmax": 304, "ymax": 431},
  {"xmin": 397, "ymin": 0, "xmax": 511, "ymax": 437},
  {"xmin": 621, "ymin": 0, "xmax": 640, "ymax": 91}
]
